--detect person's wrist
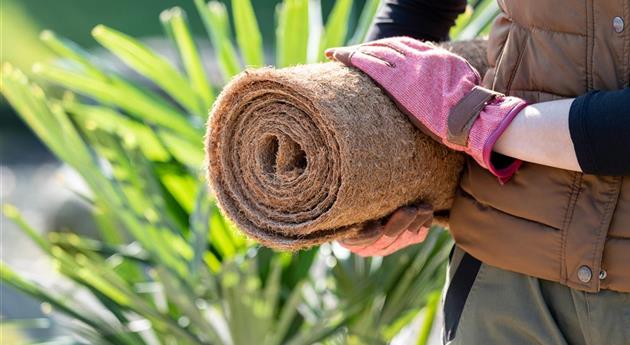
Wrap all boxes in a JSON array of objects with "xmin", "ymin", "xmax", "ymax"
[{"xmin": 476, "ymin": 96, "xmax": 528, "ymax": 182}]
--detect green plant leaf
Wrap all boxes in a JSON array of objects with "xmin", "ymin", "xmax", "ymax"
[
  {"xmin": 161, "ymin": 7, "xmax": 215, "ymax": 112},
  {"xmin": 275, "ymin": 0, "xmax": 309, "ymax": 67},
  {"xmin": 1, "ymin": 65, "xmax": 94, "ymax": 168},
  {"xmin": 318, "ymin": 0, "xmax": 353, "ymax": 59},
  {"xmin": 189, "ymin": 186, "xmax": 212, "ymax": 280},
  {"xmin": 194, "ymin": 0, "xmax": 242, "ymax": 79},
  {"xmin": 39, "ymin": 30, "xmax": 105, "ymax": 79},
  {"xmin": 266, "ymin": 281, "xmax": 304, "ymax": 345},
  {"xmin": 454, "ymin": 0, "xmax": 499, "ymax": 40},
  {"xmin": 157, "ymin": 129, "xmax": 204, "ymax": 168},
  {"xmin": 416, "ymin": 291, "xmax": 441, "ymax": 345},
  {"xmin": 32, "ymin": 63, "xmax": 202, "ymax": 141},
  {"xmin": 2, "ymin": 204, "xmax": 51, "ymax": 253},
  {"xmin": 231, "ymin": 0, "xmax": 264, "ymax": 67},
  {"xmin": 92, "ymin": 25, "xmax": 206, "ymax": 117},
  {"xmin": 449, "ymin": 4, "xmax": 474, "ymax": 39},
  {"xmin": 209, "ymin": 203, "xmax": 237, "ymax": 258},
  {"xmin": 0, "ymin": 262, "xmax": 135, "ymax": 344},
  {"xmin": 349, "ymin": 0, "xmax": 380, "ymax": 44},
  {"xmin": 64, "ymin": 100, "xmax": 171, "ymax": 162}
]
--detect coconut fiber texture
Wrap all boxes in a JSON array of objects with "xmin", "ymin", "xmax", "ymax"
[{"xmin": 207, "ymin": 40, "xmax": 488, "ymax": 251}]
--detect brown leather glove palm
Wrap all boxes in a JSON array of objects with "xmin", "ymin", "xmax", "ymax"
[{"xmin": 340, "ymin": 203, "xmax": 433, "ymax": 256}]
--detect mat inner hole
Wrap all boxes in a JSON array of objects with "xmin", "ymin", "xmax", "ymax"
[{"xmin": 260, "ymin": 135, "xmax": 307, "ymax": 177}]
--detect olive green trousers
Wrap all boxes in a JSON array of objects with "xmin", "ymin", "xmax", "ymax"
[{"xmin": 442, "ymin": 246, "xmax": 630, "ymax": 345}]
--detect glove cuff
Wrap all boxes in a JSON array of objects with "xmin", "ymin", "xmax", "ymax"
[
  {"xmin": 444, "ymin": 90, "xmax": 527, "ymax": 182},
  {"xmin": 478, "ymin": 96, "xmax": 528, "ymax": 182}
]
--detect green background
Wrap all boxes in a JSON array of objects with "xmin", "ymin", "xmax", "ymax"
[{"xmin": 2, "ymin": 0, "xmax": 367, "ymax": 69}]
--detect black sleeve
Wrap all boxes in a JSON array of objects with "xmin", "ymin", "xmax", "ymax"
[
  {"xmin": 569, "ymin": 88, "xmax": 630, "ymax": 176},
  {"xmin": 366, "ymin": 0, "xmax": 467, "ymax": 42}
]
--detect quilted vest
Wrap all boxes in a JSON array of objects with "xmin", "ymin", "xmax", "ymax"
[{"xmin": 449, "ymin": 0, "xmax": 630, "ymax": 292}]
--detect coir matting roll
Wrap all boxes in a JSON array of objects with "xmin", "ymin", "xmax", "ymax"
[{"xmin": 206, "ymin": 61, "xmax": 468, "ymax": 250}]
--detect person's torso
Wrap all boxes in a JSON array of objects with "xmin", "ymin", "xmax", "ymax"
[{"xmin": 449, "ymin": 0, "xmax": 630, "ymax": 292}]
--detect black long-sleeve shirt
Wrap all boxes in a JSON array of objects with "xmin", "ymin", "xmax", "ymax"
[
  {"xmin": 366, "ymin": 0, "xmax": 467, "ymax": 42},
  {"xmin": 370, "ymin": 0, "xmax": 630, "ymax": 175},
  {"xmin": 569, "ymin": 89, "xmax": 630, "ymax": 175}
]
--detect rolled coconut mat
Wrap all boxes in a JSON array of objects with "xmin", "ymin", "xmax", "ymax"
[{"xmin": 206, "ymin": 40, "xmax": 488, "ymax": 251}]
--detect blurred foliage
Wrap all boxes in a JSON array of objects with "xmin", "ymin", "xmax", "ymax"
[
  {"xmin": 1, "ymin": 0, "xmax": 368, "ymax": 70},
  {"xmin": 0, "ymin": 1, "xmax": 55, "ymax": 70},
  {"xmin": 1, "ymin": 0, "xmax": 498, "ymax": 344}
]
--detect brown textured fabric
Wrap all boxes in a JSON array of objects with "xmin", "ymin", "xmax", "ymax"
[
  {"xmin": 206, "ymin": 63, "xmax": 464, "ymax": 250},
  {"xmin": 450, "ymin": 0, "xmax": 630, "ymax": 293}
]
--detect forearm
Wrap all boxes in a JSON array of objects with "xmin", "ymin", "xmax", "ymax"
[
  {"xmin": 493, "ymin": 99, "xmax": 581, "ymax": 172},
  {"xmin": 494, "ymin": 88, "xmax": 630, "ymax": 175}
]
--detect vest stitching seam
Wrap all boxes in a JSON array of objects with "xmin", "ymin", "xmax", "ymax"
[
  {"xmin": 590, "ymin": 177, "xmax": 623, "ymax": 291},
  {"xmin": 590, "ymin": 0, "xmax": 597, "ymax": 90},
  {"xmin": 505, "ymin": 31, "xmax": 529, "ymax": 94},
  {"xmin": 457, "ymin": 186, "xmax": 563, "ymax": 230},
  {"xmin": 588, "ymin": 182, "xmax": 615, "ymax": 290},
  {"xmin": 623, "ymin": 0, "xmax": 629, "ymax": 86},
  {"xmin": 491, "ymin": 22, "xmax": 514, "ymax": 91},
  {"xmin": 586, "ymin": 0, "xmax": 594, "ymax": 90},
  {"xmin": 560, "ymin": 172, "xmax": 582, "ymax": 285},
  {"xmin": 528, "ymin": 25, "xmax": 587, "ymax": 37},
  {"xmin": 508, "ymin": 89, "xmax": 578, "ymax": 99},
  {"xmin": 504, "ymin": 15, "xmax": 587, "ymax": 37}
]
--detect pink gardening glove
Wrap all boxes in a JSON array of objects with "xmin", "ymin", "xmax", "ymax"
[
  {"xmin": 341, "ymin": 204, "xmax": 433, "ymax": 257},
  {"xmin": 326, "ymin": 36, "xmax": 527, "ymax": 183}
]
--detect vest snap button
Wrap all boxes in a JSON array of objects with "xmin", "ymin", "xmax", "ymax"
[
  {"xmin": 578, "ymin": 265, "xmax": 592, "ymax": 283},
  {"xmin": 613, "ymin": 16, "xmax": 624, "ymax": 33},
  {"xmin": 599, "ymin": 270, "xmax": 607, "ymax": 280}
]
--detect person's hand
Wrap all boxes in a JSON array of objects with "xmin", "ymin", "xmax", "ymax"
[
  {"xmin": 340, "ymin": 203, "xmax": 433, "ymax": 257},
  {"xmin": 325, "ymin": 37, "xmax": 528, "ymax": 183}
]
